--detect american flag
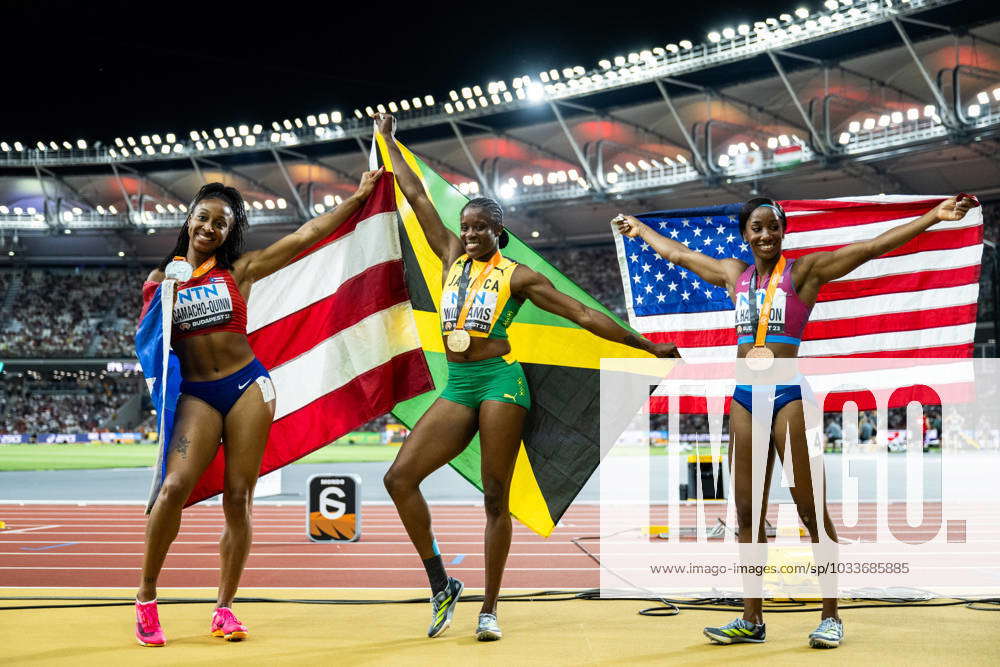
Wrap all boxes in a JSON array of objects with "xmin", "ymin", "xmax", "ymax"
[
  {"xmin": 137, "ymin": 174, "xmax": 432, "ymax": 509},
  {"xmin": 615, "ymin": 195, "xmax": 984, "ymax": 360}
]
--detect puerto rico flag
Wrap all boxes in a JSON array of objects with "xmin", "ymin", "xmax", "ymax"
[{"xmin": 136, "ymin": 175, "xmax": 433, "ymax": 511}]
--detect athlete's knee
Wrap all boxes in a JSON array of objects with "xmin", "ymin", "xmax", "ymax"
[
  {"xmin": 482, "ymin": 477, "xmax": 509, "ymax": 519},
  {"xmin": 157, "ymin": 475, "xmax": 192, "ymax": 507},
  {"xmin": 383, "ymin": 465, "xmax": 415, "ymax": 499},
  {"xmin": 222, "ymin": 484, "xmax": 253, "ymax": 515}
]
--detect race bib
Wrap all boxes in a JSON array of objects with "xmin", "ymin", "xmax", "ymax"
[
  {"xmin": 735, "ymin": 287, "xmax": 787, "ymax": 336},
  {"xmin": 174, "ymin": 280, "xmax": 233, "ymax": 333}
]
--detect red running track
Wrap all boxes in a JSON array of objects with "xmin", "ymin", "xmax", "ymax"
[{"xmin": 0, "ymin": 502, "xmax": 995, "ymax": 589}]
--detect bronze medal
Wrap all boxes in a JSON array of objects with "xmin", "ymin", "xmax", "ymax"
[
  {"xmin": 745, "ymin": 345, "xmax": 774, "ymax": 371},
  {"xmin": 447, "ymin": 329, "xmax": 471, "ymax": 352}
]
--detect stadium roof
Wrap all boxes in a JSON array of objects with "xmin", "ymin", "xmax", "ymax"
[{"xmin": 1, "ymin": 0, "xmax": 998, "ymax": 263}]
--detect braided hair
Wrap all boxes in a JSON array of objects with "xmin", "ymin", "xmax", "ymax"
[
  {"xmin": 461, "ymin": 197, "xmax": 509, "ymax": 248},
  {"xmin": 738, "ymin": 197, "xmax": 787, "ymax": 236},
  {"xmin": 158, "ymin": 182, "xmax": 249, "ymax": 271}
]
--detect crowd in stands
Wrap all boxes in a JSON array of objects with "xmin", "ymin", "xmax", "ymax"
[
  {"xmin": 0, "ymin": 369, "xmax": 141, "ymax": 434},
  {"xmin": 0, "ymin": 267, "xmax": 145, "ymax": 358},
  {"xmin": 544, "ymin": 245, "xmax": 627, "ymax": 318}
]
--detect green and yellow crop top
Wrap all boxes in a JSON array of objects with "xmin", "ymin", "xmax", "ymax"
[{"xmin": 440, "ymin": 252, "xmax": 523, "ymax": 340}]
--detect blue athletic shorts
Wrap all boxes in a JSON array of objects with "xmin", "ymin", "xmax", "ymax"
[
  {"xmin": 732, "ymin": 376, "xmax": 813, "ymax": 417},
  {"xmin": 180, "ymin": 358, "xmax": 273, "ymax": 416}
]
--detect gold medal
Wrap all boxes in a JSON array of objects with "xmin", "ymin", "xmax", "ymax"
[
  {"xmin": 447, "ymin": 329, "xmax": 471, "ymax": 352},
  {"xmin": 745, "ymin": 345, "xmax": 774, "ymax": 371}
]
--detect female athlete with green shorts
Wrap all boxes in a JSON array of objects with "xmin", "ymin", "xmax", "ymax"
[{"xmin": 375, "ymin": 112, "xmax": 678, "ymax": 642}]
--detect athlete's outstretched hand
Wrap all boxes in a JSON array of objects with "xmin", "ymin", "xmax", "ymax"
[
  {"xmin": 934, "ymin": 194, "xmax": 979, "ymax": 222},
  {"xmin": 373, "ymin": 112, "xmax": 396, "ymax": 139},
  {"xmin": 612, "ymin": 213, "xmax": 646, "ymax": 238},
  {"xmin": 650, "ymin": 342, "xmax": 681, "ymax": 358},
  {"xmin": 353, "ymin": 167, "xmax": 384, "ymax": 201}
]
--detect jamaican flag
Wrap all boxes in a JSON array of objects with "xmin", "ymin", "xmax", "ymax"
[{"xmin": 375, "ymin": 134, "xmax": 652, "ymax": 537}]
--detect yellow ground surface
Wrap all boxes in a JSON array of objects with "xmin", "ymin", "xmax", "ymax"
[{"xmin": 1, "ymin": 588, "xmax": 997, "ymax": 665}]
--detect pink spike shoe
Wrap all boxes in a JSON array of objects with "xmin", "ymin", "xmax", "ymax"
[
  {"xmin": 135, "ymin": 599, "xmax": 166, "ymax": 647},
  {"xmin": 211, "ymin": 607, "xmax": 249, "ymax": 641}
]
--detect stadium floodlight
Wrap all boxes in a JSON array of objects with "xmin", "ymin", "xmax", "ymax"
[
  {"xmin": 232, "ymin": 137, "xmax": 242, "ymax": 147},
  {"xmin": 375, "ymin": 104, "xmax": 387, "ymax": 113},
  {"xmin": 13, "ymin": 142, "xmax": 22, "ymax": 151},
  {"xmin": 718, "ymin": 154, "xmax": 731, "ymax": 167},
  {"xmin": 924, "ymin": 104, "xmax": 936, "ymax": 117},
  {"xmin": 118, "ymin": 251, "xmax": 125, "ymax": 257},
  {"xmin": 77, "ymin": 139, "xmax": 87, "ymax": 149},
  {"xmin": 141, "ymin": 135, "xmax": 151, "ymax": 145},
  {"xmin": 863, "ymin": 117, "xmax": 876, "ymax": 129},
  {"xmin": 109, "ymin": 205, "xmax": 118, "ymax": 214},
  {"xmin": 127, "ymin": 136, "xmax": 137, "ymax": 146},
  {"xmin": 838, "ymin": 131, "xmax": 851, "ymax": 144},
  {"xmin": 461, "ymin": 87, "xmax": 473, "ymax": 99},
  {"xmin": 252, "ymin": 123, "xmax": 263, "ymax": 134},
  {"xmin": 96, "ymin": 205, "xmax": 105, "ymax": 214},
  {"xmin": 707, "ymin": 31, "xmax": 721, "ymax": 43},
  {"xmin": 264, "ymin": 199, "xmax": 275, "ymax": 210},
  {"xmin": 13, "ymin": 207, "xmax": 22, "ymax": 214},
  {"xmin": 532, "ymin": 173, "xmax": 544, "ymax": 186},
  {"xmin": 890, "ymin": 111, "xmax": 903, "ymax": 124},
  {"xmin": 155, "ymin": 204, "xmax": 165, "ymax": 213},
  {"xmin": 276, "ymin": 198, "xmax": 287, "ymax": 210},
  {"xmin": 152, "ymin": 134, "xmax": 162, "ymax": 144},
  {"xmin": 400, "ymin": 99, "xmax": 411, "ymax": 111},
  {"xmin": 167, "ymin": 204, "xmax": 176, "ymax": 213},
  {"xmin": 237, "ymin": 125, "xmax": 249, "ymax": 136},
  {"xmin": 455, "ymin": 101, "xmax": 466, "ymax": 112},
  {"xmin": 444, "ymin": 102, "xmax": 455, "ymax": 114},
  {"xmin": 778, "ymin": 134, "xmax": 790, "ymax": 146},
  {"xmin": 779, "ymin": 13, "xmax": 792, "ymax": 22},
  {"xmin": 676, "ymin": 154, "xmax": 688, "ymax": 164},
  {"xmin": 62, "ymin": 211, "xmax": 74, "ymax": 222},
  {"xmin": 64, "ymin": 228, "xmax": 73, "ymax": 235},
  {"xmin": 598, "ymin": 58, "xmax": 612, "ymax": 69},
  {"xmin": 848, "ymin": 120, "xmax": 861, "ymax": 132},
  {"xmin": 1, "ymin": 142, "xmax": 10, "ymax": 152},
  {"xmin": 825, "ymin": 0, "xmax": 838, "ymax": 8},
  {"xmin": 738, "ymin": 24, "xmax": 750, "ymax": 35},
  {"xmin": 7, "ymin": 251, "xmax": 13, "ymax": 256},
  {"xmin": 977, "ymin": 91, "xmax": 989, "ymax": 105},
  {"xmin": 294, "ymin": 118, "xmax": 304, "ymax": 128},
  {"xmin": 282, "ymin": 119, "xmax": 293, "ymax": 130},
  {"xmin": 189, "ymin": 130, "xmax": 199, "ymax": 141},
  {"xmin": 727, "ymin": 144, "xmax": 739, "ymax": 156},
  {"xmin": 526, "ymin": 82, "xmax": 545, "ymax": 102},
  {"xmin": 207, "ymin": 139, "xmax": 216, "ymax": 150},
  {"xmin": 270, "ymin": 132, "xmax": 280, "ymax": 143},
  {"xmin": 522, "ymin": 174, "xmax": 533, "ymax": 186},
  {"xmin": 906, "ymin": 108, "xmax": 919, "ymax": 121},
  {"xmin": 878, "ymin": 114, "xmax": 890, "ymax": 127},
  {"xmin": 473, "ymin": 85, "xmax": 483, "ymax": 96},
  {"xmin": 244, "ymin": 136, "xmax": 255, "ymax": 147},
  {"xmin": 795, "ymin": 7, "xmax": 809, "ymax": 18},
  {"xmin": 213, "ymin": 128, "xmax": 224, "ymax": 138},
  {"xmin": 36, "ymin": 141, "xmax": 46, "ymax": 151},
  {"xmin": 307, "ymin": 115, "xmax": 317, "ymax": 126},
  {"xmin": 60, "ymin": 141, "xmax": 71, "ymax": 150},
  {"xmin": 722, "ymin": 27, "xmax": 735, "ymax": 39},
  {"xmin": 467, "ymin": 98, "xmax": 477, "ymax": 109},
  {"xmin": 162, "ymin": 144, "xmax": 172, "ymax": 153},
  {"xmin": 50, "ymin": 141, "xmax": 60, "ymax": 150},
  {"xmin": 993, "ymin": 88, "xmax": 1000, "ymax": 101},
  {"xmin": 679, "ymin": 40, "xmax": 693, "ymax": 50},
  {"xmin": 146, "ymin": 145, "xmax": 156, "ymax": 154},
  {"xmin": 967, "ymin": 104, "xmax": 981, "ymax": 117}
]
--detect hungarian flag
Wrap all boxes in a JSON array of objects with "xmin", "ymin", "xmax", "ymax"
[
  {"xmin": 373, "ymin": 134, "xmax": 655, "ymax": 537},
  {"xmin": 136, "ymin": 175, "xmax": 433, "ymax": 511},
  {"xmin": 615, "ymin": 196, "xmax": 983, "ymax": 410}
]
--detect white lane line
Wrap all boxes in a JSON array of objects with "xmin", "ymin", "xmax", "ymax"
[{"xmin": 0, "ymin": 525, "xmax": 61, "ymax": 534}]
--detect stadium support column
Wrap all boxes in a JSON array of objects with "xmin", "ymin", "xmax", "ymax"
[
  {"xmin": 449, "ymin": 121, "xmax": 494, "ymax": 198},
  {"xmin": 890, "ymin": 17, "xmax": 960, "ymax": 130},
  {"xmin": 189, "ymin": 156, "xmax": 205, "ymax": 184},
  {"xmin": 110, "ymin": 163, "xmax": 137, "ymax": 224},
  {"xmin": 767, "ymin": 51, "xmax": 829, "ymax": 155},
  {"xmin": 269, "ymin": 148, "xmax": 309, "ymax": 221},
  {"xmin": 653, "ymin": 79, "xmax": 709, "ymax": 176},
  {"xmin": 548, "ymin": 102, "xmax": 604, "ymax": 195}
]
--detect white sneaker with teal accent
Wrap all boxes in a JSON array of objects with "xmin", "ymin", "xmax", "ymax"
[
  {"xmin": 427, "ymin": 577, "xmax": 464, "ymax": 638},
  {"xmin": 475, "ymin": 612, "xmax": 502, "ymax": 641},
  {"xmin": 703, "ymin": 617, "xmax": 766, "ymax": 644},
  {"xmin": 809, "ymin": 617, "xmax": 844, "ymax": 648}
]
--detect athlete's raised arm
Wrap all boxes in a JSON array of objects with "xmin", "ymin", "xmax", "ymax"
[
  {"xmin": 613, "ymin": 214, "xmax": 746, "ymax": 292},
  {"xmin": 795, "ymin": 195, "xmax": 977, "ymax": 299},
  {"xmin": 234, "ymin": 167, "xmax": 384, "ymax": 283},
  {"xmin": 512, "ymin": 265, "xmax": 680, "ymax": 358},
  {"xmin": 375, "ymin": 112, "xmax": 463, "ymax": 265}
]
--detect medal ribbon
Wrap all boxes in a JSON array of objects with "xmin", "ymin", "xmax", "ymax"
[
  {"xmin": 174, "ymin": 255, "xmax": 216, "ymax": 279},
  {"xmin": 748, "ymin": 255, "xmax": 786, "ymax": 348},
  {"xmin": 452, "ymin": 251, "xmax": 502, "ymax": 333}
]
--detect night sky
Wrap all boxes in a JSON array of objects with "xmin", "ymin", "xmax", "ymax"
[{"xmin": 3, "ymin": 0, "xmax": 820, "ymax": 142}]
